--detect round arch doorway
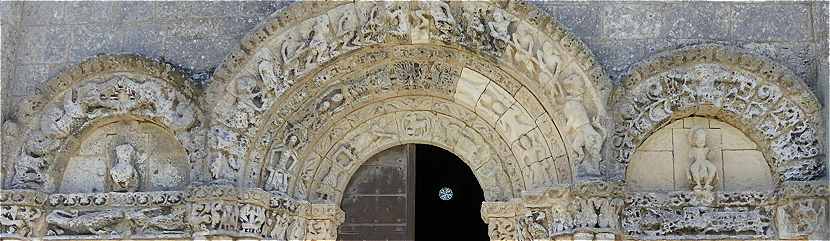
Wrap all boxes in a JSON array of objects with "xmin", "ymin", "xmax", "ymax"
[{"xmin": 338, "ymin": 144, "xmax": 488, "ymax": 241}]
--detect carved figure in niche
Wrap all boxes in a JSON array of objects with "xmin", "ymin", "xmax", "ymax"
[
  {"xmin": 127, "ymin": 207, "xmax": 187, "ymax": 233},
  {"xmin": 278, "ymin": 35, "xmax": 302, "ymax": 83},
  {"xmin": 507, "ymin": 21, "xmax": 537, "ymax": 77},
  {"xmin": 411, "ymin": 6, "xmax": 430, "ymax": 43},
  {"xmin": 239, "ymin": 204, "xmax": 265, "ymax": 234},
  {"xmin": 595, "ymin": 198, "xmax": 623, "ymax": 229},
  {"xmin": 549, "ymin": 206, "xmax": 573, "ymax": 236},
  {"xmin": 267, "ymin": 213, "xmax": 290, "ymax": 239},
  {"xmin": 389, "ymin": 5, "xmax": 410, "ymax": 37},
  {"xmin": 688, "ymin": 128, "xmax": 717, "ymax": 192},
  {"xmin": 518, "ymin": 210, "xmax": 547, "ymax": 241},
  {"xmin": 258, "ymin": 50, "xmax": 280, "ymax": 88},
  {"xmin": 485, "ymin": 9, "xmax": 511, "ymax": 54},
  {"xmin": 111, "ymin": 143, "xmax": 146, "ymax": 192},
  {"xmin": 519, "ymin": 134, "xmax": 550, "ymax": 190},
  {"xmin": 402, "ymin": 112, "xmax": 430, "ymax": 137},
  {"xmin": 13, "ymin": 153, "xmax": 48, "ymax": 189},
  {"xmin": 430, "ymin": 1, "xmax": 459, "ymax": 42},
  {"xmin": 264, "ymin": 135, "xmax": 299, "ymax": 194},
  {"xmin": 574, "ymin": 198, "xmax": 598, "ymax": 229},
  {"xmin": 556, "ymin": 74, "xmax": 605, "ymax": 177},
  {"xmin": 300, "ymin": 19, "xmax": 332, "ymax": 67},
  {"xmin": 535, "ymin": 41, "xmax": 560, "ymax": 86},
  {"xmin": 47, "ymin": 210, "xmax": 125, "ymax": 235},
  {"xmin": 209, "ymin": 153, "xmax": 240, "ymax": 185},
  {"xmin": 357, "ymin": 5, "xmax": 385, "ymax": 45},
  {"xmin": 461, "ymin": 9, "xmax": 486, "ymax": 47}
]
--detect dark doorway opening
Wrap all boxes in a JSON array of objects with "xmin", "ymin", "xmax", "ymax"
[
  {"xmin": 414, "ymin": 144, "xmax": 488, "ymax": 241},
  {"xmin": 338, "ymin": 144, "xmax": 488, "ymax": 241}
]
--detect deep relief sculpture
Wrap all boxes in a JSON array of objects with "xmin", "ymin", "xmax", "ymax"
[
  {"xmin": 3, "ymin": 1, "xmax": 827, "ymax": 241},
  {"xmin": 110, "ymin": 143, "xmax": 146, "ymax": 192},
  {"xmin": 206, "ymin": 0, "xmax": 609, "ymax": 192},
  {"xmin": 556, "ymin": 74, "xmax": 607, "ymax": 178},
  {"xmin": 688, "ymin": 128, "xmax": 718, "ymax": 192},
  {"xmin": 777, "ymin": 198, "xmax": 827, "ymax": 239},
  {"xmin": 623, "ymin": 191, "xmax": 775, "ymax": 239},
  {"xmin": 612, "ymin": 45, "xmax": 823, "ymax": 182},
  {"xmin": 9, "ymin": 56, "xmax": 204, "ymax": 192}
]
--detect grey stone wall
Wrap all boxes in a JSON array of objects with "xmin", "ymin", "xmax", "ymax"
[{"xmin": 1, "ymin": 1, "xmax": 827, "ymax": 122}]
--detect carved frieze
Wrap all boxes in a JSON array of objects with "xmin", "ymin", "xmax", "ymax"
[
  {"xmin": 9, "ymin": 55, "xmax": 205, "ymax": 193},
  {"xmin": 613, "ymin": 45, "xmax": 824, "ymax": 183}
]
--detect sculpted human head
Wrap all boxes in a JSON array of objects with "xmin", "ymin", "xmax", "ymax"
[{"xmin": 689, "ymin": 128, "xmax": 706, "ymax": 148}]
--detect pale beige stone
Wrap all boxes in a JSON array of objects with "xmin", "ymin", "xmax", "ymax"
[
  {"xmin": 514, "ymin": 87, "xmax": 546, "ymax": 119},
  {"xmin": 626, "ymin": 150, "xmax": 675, "ymax": 192},
  {"xmin": 683, "ymin": 116, "xmax": 710, "ymax": 129},
  {"xmin": 722, "ymin": 150, "xmax": 773, "ymax": 191},
  {"xmin": 476, "ymin": 82, "xmax": 516, "ymax": 125},
  {"xmin": 666, "ymin": 119, "xmax": 684, "ymax": 129},
  {"xmin": 454, "ymin": 67, "xmax": 491, "ymax": 109},
  {"xmin": 639, "ymin": 127, "xmax": 673, "ymax": 151},
  {"xmin": 496, "ymin": 103, "xmax": 536, "ymax": 142},
  {"xmin": 672, "ymin": 128, "xmax": 723, "ymax": 191},
  {"xmin": 60, "ymin": 154, "xmax": 109, "ymax": 193},
  {"xmin": 721, "ymin": 124, "xmax": 757, "ymax": 150},
  {"xmin": 535, "ymin": 114, "xmax": 567, "ymax": 158}
]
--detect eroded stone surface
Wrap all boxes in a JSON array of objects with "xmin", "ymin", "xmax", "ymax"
[{"xmin": 0, "ymin": 2, "xmax": 827, "ymax": 241}]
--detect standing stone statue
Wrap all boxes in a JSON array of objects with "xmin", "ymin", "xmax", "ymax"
[
  {"xmin": 557, "ymin": 74, "xmax": 605, "ymax": 177},
  {"xmin": 111, "ymin": 143, "xmax": 145, "ymax": 192},
  {"xmin": 688, "ymin": 128, "xmax": 717, "ymax": 192},
  {"xmin": 264, "ymin": 135, "xmax": 299, "ymax": 194}
]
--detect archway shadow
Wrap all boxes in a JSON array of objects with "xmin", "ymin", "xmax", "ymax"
[{"xmin": 415, "ymin": 144, "xmax": 488, "ymax": 241}]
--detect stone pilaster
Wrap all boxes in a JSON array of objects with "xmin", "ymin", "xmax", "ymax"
[
  {"xmin": 304, "ymin": 203, "xmax": 344, "ymax": 240},
  {"xmin": 481, "ymin": 200, "xmax": 521, "ymax": 241}
]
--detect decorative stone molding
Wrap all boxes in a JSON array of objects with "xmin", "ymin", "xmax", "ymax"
[
  {"xmin": 204, "ymin": 1, "xmax": 612, "ymax": 194},
  {"xmin": 611, "ymin": 44, "xmax": 824, "ymax": 183},
  {"xmin": 0, "ymin": 187, "xmax": 314, "ymax": 240},
  {"xmin": 480, "ymin": 181, "xmax": 828, "ymax": 240},
  {"xmin": 7, "ymin": 55, "xmax": 207, "ymax": 192},
  {"xmin": 0, "ymin": 190, "xmax": 47, "ymax": 239},
  {"xmin": 1, "ymin": 2, "xmax": 826, "ymax": 241}
]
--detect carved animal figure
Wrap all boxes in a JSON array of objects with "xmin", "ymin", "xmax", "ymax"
[
  {"xmin": 556, "ymin": 75, "xmax": 605, "ymax": 176},
  {"xmin": 47, "ymin": 210, "xmax": 124, "ymax": 235},
  {"xmin": 127, "ymin": 208, "xmax": 187, "ymax": 232},
  {"xmin": 687, "ymin": 128, "xmax": 717, "ymax": 191}
]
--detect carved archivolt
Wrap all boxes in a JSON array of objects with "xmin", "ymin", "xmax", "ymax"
[
  {"xmin": 6, "ymin": 55, "xmax": 206, "ymax": 192},
  {"xmin": 611, "ymin": 45, "xmax": 824, "ymax": 183},
  {"xmin": 204, "ymin": 2, "xmax": 613, "ymax": 200}
]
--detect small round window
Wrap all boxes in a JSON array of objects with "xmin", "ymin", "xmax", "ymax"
[{"xmin": 438, "ymin": 187, "xmax": 453, "ymax": 201}]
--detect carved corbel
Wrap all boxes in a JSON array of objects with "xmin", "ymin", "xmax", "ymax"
[
  {"xmin": 304, "ymin": 203, "xmax": 344, "ymax": 240},
  {"xmin": 481, "ymin": 200, "xmax": 521, "ymax": 241}
]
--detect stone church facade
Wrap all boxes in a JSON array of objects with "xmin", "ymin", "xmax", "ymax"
[{"xmin": 0, "ymin": 1, "xmax": 827, "ymax": 240}]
